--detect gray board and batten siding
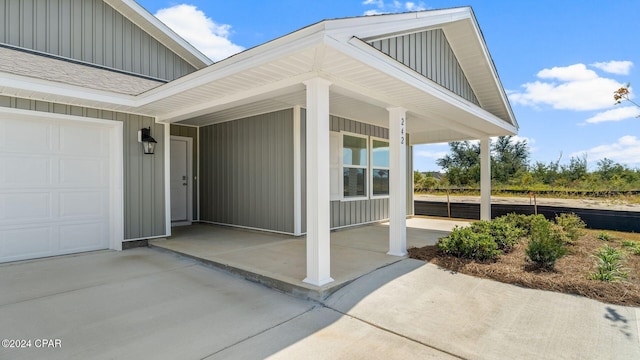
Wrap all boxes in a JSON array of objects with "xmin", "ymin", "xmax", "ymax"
[
  {"xmin": 170, "ymin": 124, "xmax": 199, "ymax": 219},
  {"xmin": 0, "ymin": 95, "xmax": 167, "ymax": 240},
  {"xmin": 197, "ymin": 108, "xmax": 413, "ymax": 235},
  {"xmin": 199, "ymin": 109, "xmax": 296, "ymax": 234},
  {"xmin": 0, "ymin": 0, "xmax": 196, "ymax": 81},
  {"xmin": 369, "ymin": 29, "xmax": 479, "ymax": 105}
]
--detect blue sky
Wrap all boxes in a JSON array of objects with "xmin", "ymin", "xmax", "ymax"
[{"xmin": 137, "ymin": 0, "xmax": 640, "ymax": 171}]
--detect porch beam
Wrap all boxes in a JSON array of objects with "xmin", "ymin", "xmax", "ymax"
[
  {"xmin": 480, "ymin": 136, "xmax": 491, "ymax": 220},
  {"xmin": 303, "ymin": 78, "xmax": 334, "ymax": 286},
  {"xmin": 388, "ymin": 107, "xmax": 407, "ymax": 256}
]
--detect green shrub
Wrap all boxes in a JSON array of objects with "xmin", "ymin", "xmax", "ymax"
[
  {"xmin": 590, "ymin": 245, "xmax": 628, "ymax": 282},
  {"xmin": 554, "ymin": 213, "xmax": 586, "ymax": 244},
  {"xmin": 437, "ymin": 226, "xmax": 501, "ymax": 261},
  {"xmin": 471, "ymin": 218, "xmax": 525, "ymax": 252},
  {"xmin": 525, "ymin": 217, "xmax": 568, "ymax": 269},
  {"xmin": 498, "ymin": 213, "xmax": 546, "ymax": 237},
  {"xmin": 597, "ymin": 232, "xmax": 612, "ymax": 241}
]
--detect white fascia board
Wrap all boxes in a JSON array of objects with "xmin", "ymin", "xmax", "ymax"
[
  {"xmin": 0, "ymin": 72, "xmax": 137, "ymax": 108},
  {"xmin": 324, "ymin": 8, "xmax": 472, "ymax": 42},
  {"xmin": 335, "ymin": 36, "xmax": 517, "ymax": 135},
  {"xmin": 106, "ymin": 0, "xmax": 212, "ymax": 68},
  {"xmin": 461, "ymin": 12, "xmax": 519, "ymax": 129},
  {"xmin": 137, "ymin": 30, "xmax": 327, "ymax": 106},
  {"xmin": 156, "ymin": 73, "xmax": 315, "ymax": 123}
]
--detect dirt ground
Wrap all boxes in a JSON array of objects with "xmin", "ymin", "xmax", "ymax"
[
  {"xmin": 409, "ymin": 229, "xmax": 640, "ymax": 306},
  {"xmin": 414, "ymin": 194, "xmax": 640, "ymax": 212}
]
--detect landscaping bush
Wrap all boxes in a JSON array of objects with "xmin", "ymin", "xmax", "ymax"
[
  {"xmin": 525, "ymin": 217, "xmax": 568, "ymax": 269},
  {"xmin": 437, "ymin": 226, "xmax": 501, "ymax": 261},
  {"xmin": 499, "ymin": 213, "xmax": 546, "ymax": 237},
  {"xmin": 471, "ymin": 218, "xmax": 525, "ymax": 252},
  {"xmin": 554, "ymin": 213, "xmax": 586, "ymax": 244},
  {"xmin": 590, "ymin": 245, "xmax": 628, "ymax": 282}
]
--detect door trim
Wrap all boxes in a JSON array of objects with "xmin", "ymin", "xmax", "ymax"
[{"xmin": 170, "ymin": 135, "xmax": 193, "ymax": 226}]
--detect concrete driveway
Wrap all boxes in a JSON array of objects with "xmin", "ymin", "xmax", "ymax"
[{"xmin": 2, "ymin": 248, "xmax": 639, "ymax": 359}]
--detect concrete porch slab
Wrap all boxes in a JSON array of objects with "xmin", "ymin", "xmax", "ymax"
[{"xmin": 150, "ymin": 217, "xmax": 469, "ymax": 300}]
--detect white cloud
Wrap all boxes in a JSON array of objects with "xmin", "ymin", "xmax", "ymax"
[
  {"xmin": 155, "ymin": 4, "xmax": 244, "ymax": 62},
  {"xmin": 363, "ymin": 0, "xmax": 427, "ymax": 15},
  {"xmin": 405, "ymin": 2, "xmax": 426, "ymax": 11},
  {"xmin": 416, "ymin": 149, "xmax": 448, "ymax": 159},
  {"xmin": 510, "ymin": 135, "xmax": 537, "ymax": 152},
  {"xmin": 573, "ymin": 135, "xmax": 640, "ymax": 167},
  {"xmin": 584, "ymin": 106, "xmax": 640, "ymax": 124},
  {"xmin": 591, "ymin": 60, "xmax": 633, "ymax": 75},
  {"xmin": 509, "ymin": 63, "xmax": 629, "ymax": 111},
  {"xmin": 537, "ymin": 64, "xmax": 598, "ymax": 82}
]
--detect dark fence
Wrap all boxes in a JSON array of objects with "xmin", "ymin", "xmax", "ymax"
[
  {"xmin": 414, "ymin": 201, "xmax": 640, "ymax": 233},
  {"xmin": 418, "ymin": 189, "xmax": 640, "ymax": 197}
]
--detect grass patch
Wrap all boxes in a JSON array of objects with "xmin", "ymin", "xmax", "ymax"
[{"xmin": 589, "ymin": 245, "xmax": 628, "ymax": 282}]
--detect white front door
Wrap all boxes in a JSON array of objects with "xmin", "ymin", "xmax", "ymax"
[
  {"xmin": 0, "ymin": 110, "xmax": 123, "ymax": 263},
  {"xmin": 170, "ymin": 136, "xmax": 192, "ymax": 225}
]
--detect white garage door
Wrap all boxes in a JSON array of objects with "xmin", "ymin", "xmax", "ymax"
[{"xmin": 0, "ymin": 110, "xmax": 122, "ymax": 263}]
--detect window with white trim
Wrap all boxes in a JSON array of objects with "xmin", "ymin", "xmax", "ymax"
[
  {"xmin": 329, "ymin": 131, "xmax": 391, "ymax": 201},
  {"xmin": 342, "ymin": 133, "xmax": 368, "ymax": 198},
  {"xmin": 370, "ymin": 138, "xmax": 389, "ymax": 197}
]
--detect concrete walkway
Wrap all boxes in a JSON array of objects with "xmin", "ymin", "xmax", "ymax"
[{"xmin": 2, "ymin": 247, "xmax": 638, "ymax": 359}]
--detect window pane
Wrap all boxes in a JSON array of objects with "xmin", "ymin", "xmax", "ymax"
[
  {"xmin": 372, "ymin": 140, "xmax": 389, "ymax": 168},
  {"xmin": 343, "ymin": 168, "xmax": 366, "ymax": 197},
  {"xmin": 343, "ymin": 135, "xmax": 367, "ymax": 166},
  {"xmin": 372, "ymin": 169, "xmax": 389, "ymax": 196}
]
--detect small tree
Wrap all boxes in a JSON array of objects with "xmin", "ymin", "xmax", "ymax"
[{"xmin": 492, "ymin": 136, "xmax": 530, "ymax": 183}]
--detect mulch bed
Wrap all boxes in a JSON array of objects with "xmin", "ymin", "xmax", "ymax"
[{"xmin": 408, "ymin": 229, "xmax": 640, "ymax": 306}]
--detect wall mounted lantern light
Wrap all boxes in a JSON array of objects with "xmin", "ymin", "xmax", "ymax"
[{"xmin": 138, "ymin": 127, "xmax": 157, "ymax": 155}]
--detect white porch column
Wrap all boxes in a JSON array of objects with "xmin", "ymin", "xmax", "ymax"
[
  {"xmin": 388, "ymin": 107, "xmax": 407, "ymax": 256},
  {"xmin": 303, "ymin": 78, "xmax": 334, "ymax": 286},
  {"xmin": 480, "ymin": 137, "xmax": 491, "ymax": 221}
]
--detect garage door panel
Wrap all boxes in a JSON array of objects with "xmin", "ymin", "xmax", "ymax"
[
  {"xmin": 59, "ymin": 222, "xmax": 108, "ymax": 251},
  {"xmin": 0, "ymin": 192, "xmax": 51, "ymax": 221},
  {"xmin": 59, "ymin": 191, "xmax": 107, "ymax": 218},
  {"xmin": 1, "ymin": 156, "xmax": 51, "ymax": 185},
  {"xmin": 1, "ymin": 226, "xmax": 54, "ymax": 260},
  {"xmin": 59, "ymin": 126, "xmax": 109, "ymax": 157},
  {"xmin": 59, "ymin": 158, "xmax": 107, "ymax": 186},
  {"xmin": 0, "ymin": 119, "xmax": 51, "ymax": 153}
]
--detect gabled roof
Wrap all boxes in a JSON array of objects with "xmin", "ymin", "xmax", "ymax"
[
  {"xmin": 104, "ymin": 0, "xmax": 213, "ymax": 69},
  {"xmin": 319, "ymin": 7, "xmax": 517, "ymax": 128},
  {"xmin": 133, "ymin": 7, "xmax": 517, "ymax": 143},
  {"xmin": 0, "ymin": 6, "xmax": 517, "ymax": 144}
]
